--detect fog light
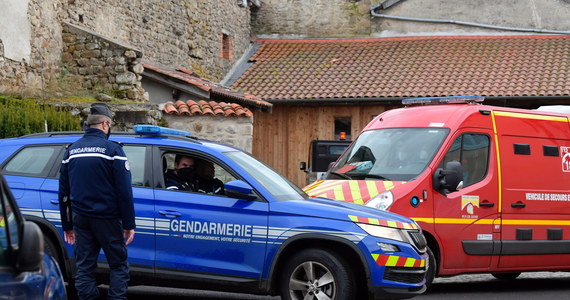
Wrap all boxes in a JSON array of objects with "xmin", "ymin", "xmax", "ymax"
[{"xmin": 378, "ymin": 242, "xmax": 400, "ymax": 253}]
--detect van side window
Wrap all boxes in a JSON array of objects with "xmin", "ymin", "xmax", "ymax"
[{"xmin": 440, "ymin": 133, "xmax": 490, "ymax": 187}]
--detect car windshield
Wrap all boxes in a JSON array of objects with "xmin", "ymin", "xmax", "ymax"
[
  {"xmin": 224, "ymin": 151, "xmax": 308, "ymax": 201},
  {"xmin": 328, "ymin": 128, "xmax": 449, "ymax": 181}
]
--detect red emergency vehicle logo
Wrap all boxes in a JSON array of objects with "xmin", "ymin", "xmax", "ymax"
[{"xmin": 562, "ymin": 147, "xmax": 570, "ymax": 172}]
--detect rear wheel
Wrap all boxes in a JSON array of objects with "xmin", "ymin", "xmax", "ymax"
[
  {"xmin": 491, "ymin": 272, "xmax": 521, "ymax": 280},
  {"xmin": 280, "ymin": 248, "xmax": 355, "ymax": 300},
  {"xmin": 43, "ymin": 235, "xmax": 61, "ymax": 265}
]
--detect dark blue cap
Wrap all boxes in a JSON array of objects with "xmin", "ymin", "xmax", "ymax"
[{"xmin": 90, "ymin": 103, "xmax": 113, "ymax": 118}]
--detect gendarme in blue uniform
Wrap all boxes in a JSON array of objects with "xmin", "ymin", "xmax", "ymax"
[
  {"xmin": 59, "ymin": 125, "xmax": 135, "ymax": 300},
  {"xmin": 59, "ymin": 128, "xmax": 135, "ymax": 230}
]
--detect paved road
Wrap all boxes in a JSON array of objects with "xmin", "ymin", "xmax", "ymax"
[
  {"xmin": 90, "ymin": 272, "xmax": 570, "ymax": 299},
  {"xmin": 418, "ymin": 272, "xmax": 570, "ymax": 300}
]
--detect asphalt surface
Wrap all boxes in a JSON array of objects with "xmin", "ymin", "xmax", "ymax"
[{"xmin": 82, "ymin": 271, "xmax": 570, "ymax": 299}]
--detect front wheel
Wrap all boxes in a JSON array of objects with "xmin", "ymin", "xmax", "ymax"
[
  {"xmin": 280, "ymin": 248, "xmax": 355, "ymax": 300},
  {"xmin": 425, "ymin": 247, "xmax": 437, "ymax": 289}
]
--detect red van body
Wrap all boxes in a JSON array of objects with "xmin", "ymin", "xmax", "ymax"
[{"xmin": 304, "ymin": 97, "xmax": 570, "ymax": 284}]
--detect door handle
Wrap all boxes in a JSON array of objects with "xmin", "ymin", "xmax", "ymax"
[
  {"xmin": 480, "ymin": 202, "xmax": 494, "ymax": 207},
  {"xmin": 511, "ymin": 202, "xmax": 526, "ymax": 208},
  {"xmin": 159, "ymin": 210, "xmax": 182, "ymax": 217},
  {"xmin": 50, "ymin": 199, "xmax": 59, "ymax": 205}
]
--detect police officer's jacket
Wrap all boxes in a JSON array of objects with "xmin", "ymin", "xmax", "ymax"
[{"xmin": 58, "ymin": 128, "xmax": 135, "ymax": 231}]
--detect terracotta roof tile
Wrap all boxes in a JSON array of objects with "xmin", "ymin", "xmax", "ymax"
[
  {"xmin": 144, "ymin": 63, "xmax": 272, "ymax": 112},
  {"xmin": 161, "ymin": 100, "xmax": 253, "ymax": 118},
  {"xmin": 232, "ymin": 35, "xmax": 570, "ymax": 100}
]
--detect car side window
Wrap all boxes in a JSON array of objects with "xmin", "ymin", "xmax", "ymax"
[
  {"xmin": 123, "ymin": 145, "xmax": 147, "ymax": 187},
  {"xmin": 439, "ymin": 133, "xmax": 490, "ymax": 187},
  {"xmin": 3, "ymin": 146, "xmax": 59, "ymax": 176},
  {"xmin": 161, "ymin": 152, "xmax": 236, "ymax": 195}
]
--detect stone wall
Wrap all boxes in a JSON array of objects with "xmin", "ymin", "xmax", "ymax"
[
  {"xmin": 252, "ymin": 0, "xmax": 372, "ymax": 37},
  {"xmin": 62, "ymin": 23, "xmax": 146, "ymax": 101},
  {"xmin": 62, "ymin": 0, "xmax": 252, "ymax": 82},
  {"xmin": 0, "ymin": 0, "xmax": 64, "ymax": 97},
  {"xmin": 1, "ymin": 0, "xmax": 253, "ymax": 98},
  {"xmin": 252, "ymin": 0, "xmax": 570, "ymax": 38},
  {"xmin": 164, "ymin": 115, "xmax": 254, "ymax": 153}
]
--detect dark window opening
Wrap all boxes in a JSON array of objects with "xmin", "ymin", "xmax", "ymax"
[
  {"xmin": 334, "ymin": 117, "xmax": 351, "ymax": 140},
  {"xmin": 221, "ymin": 33, "xmax": 233, "ymax": 60}
]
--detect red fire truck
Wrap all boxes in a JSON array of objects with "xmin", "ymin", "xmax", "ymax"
[{"xmin": 304, "ymin": 96, "xmax": 570, "ymax": 286}]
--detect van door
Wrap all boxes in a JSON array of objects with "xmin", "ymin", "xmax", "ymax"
[
  {"xmin": 433, "ymin": 130, "xmax": 500, "ymax": 271},
  {"xmin": 495, "ymin": 112, "xmax": 570, "ymax": 269}
]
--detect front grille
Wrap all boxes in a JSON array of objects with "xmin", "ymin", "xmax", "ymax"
[
  {"xmin": 407, "ymin": 230, "xmax": 427, "ymax": 253},
  {"xmin": 383, "ymin": 266, "xmax": 426, "ymax": 284}
]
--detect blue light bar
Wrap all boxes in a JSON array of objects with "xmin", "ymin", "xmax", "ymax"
[
  {"xmin": 133, "ymin": 125, "xmax": 191, "ymax": 137},
  {"xmin": 402, "ymin": 95, "xmax": 484, "ymax": 106}
]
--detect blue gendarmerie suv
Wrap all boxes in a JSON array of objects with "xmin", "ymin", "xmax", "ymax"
[
  {"xmin": 0, "ymin": 173, "xmax": 66, "ymax": 300},
  {"xmin": 0, "ymin": 125, "xmax": 427, "ymax": 300}
]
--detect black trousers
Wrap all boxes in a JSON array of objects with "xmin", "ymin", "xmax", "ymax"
[{"xmin": 73, "ymin": 214, "xmax": 129, "ymax": 300}]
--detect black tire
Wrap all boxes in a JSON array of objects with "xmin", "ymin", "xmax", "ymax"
[
  {"xmin": 491, "ymin": 272, "xmax": 521, "ymax": 280},
  {"xmin": 43, "ymin": 235, "xmax": 61, "ymax": 266},
  {"xmin": 425, "ymin": 247, "xmax": 437, "ymax": 289},
  {"xmin": 280, "ymin": 248, "xmax": 355, "ymax": 300}
]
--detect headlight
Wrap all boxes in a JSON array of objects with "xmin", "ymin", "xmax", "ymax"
[
  {"xmin": 366, "ymin": 190, "xmax": 393, "ymax": 210},
  {"xmin": 356, "ymin": 223, "xmax": 409, "ymax": 243}
]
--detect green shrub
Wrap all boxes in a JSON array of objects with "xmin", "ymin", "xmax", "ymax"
[{"xmin": 0, "ymin": 97, "xmax": 82, "ymax": 138}]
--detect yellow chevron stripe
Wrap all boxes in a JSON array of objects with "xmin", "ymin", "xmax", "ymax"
[
  {"xmin": 333, "ymin": 186, "xmax": 345, "ymax": 201},
  {"xmin": 494, "ymin": 111, "xmax": 569, "ymax": 122},
  {"xmin": 349, "ymin": 180, "xmax": 364, "ymax": 205},
  {"xmin": 386, "ymin": 255, "xmax": 399, "ymax": 267},
  {"xmin": 366, "ymin": 180, "xmax": 379, "ymax": 197},
  {"xmin": 404, "ymin": 258, "xmax": 416, "ymax": 267},
  {"xmin": 383, "ymin": 181, "xmax": 394, "ymax": 190},
  {"xmin": 368, "ymin": 218, "xmax": 380, "ymax": 225}
]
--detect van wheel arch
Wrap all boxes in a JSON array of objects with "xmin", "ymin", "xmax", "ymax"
[{"xmin": 270, "ymin": 237, "xmax": 369, "ymax": 299}]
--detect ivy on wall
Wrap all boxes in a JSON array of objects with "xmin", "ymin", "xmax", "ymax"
[{"xmin": 0, "ymin": 97, "xmax": 82, "ymax": 138}]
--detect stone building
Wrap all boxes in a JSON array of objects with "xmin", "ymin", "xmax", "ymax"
[{"xmin": 0, "ymin": 0, "xmax": 256, "ymax": 100}]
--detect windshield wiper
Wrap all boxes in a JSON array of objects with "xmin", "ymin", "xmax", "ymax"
[
  {"xmin": 364, "ymin": 174, "xmax": 391, "ymax": 181},
  {"xmin": 329, "ymin": 171, "xmax": 352, "ymax": 180}
]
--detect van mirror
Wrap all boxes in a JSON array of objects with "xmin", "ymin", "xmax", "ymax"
[
  {"xmin": 299, "ymin": 162, "xmax": 307, "ymax": 172},
  {"xmin": 433, "ymin": 161, "xmax": 464, "ymax": 194},
  {"xmin": 17, "ymin": 221, "xmax": 44, "ymax": 272},
  {"xmin": 225, "ymin": 180, "xmax": 257, "ymax": 201}
]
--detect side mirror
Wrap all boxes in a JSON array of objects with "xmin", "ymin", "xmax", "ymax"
[
  {"xmin": 299, "ymin": 161, "xmax": 307, "ymax": 172},
  {"xmin": 17, "ymin": 221, "xmax": 44, "ymax": 272},
  {"xmin": 327, "ymin": 161, "xmax": 335, "ymax": 171},
  {"xmin": 433, "ymin": 161, "xmax": 464, "ymax": 194},
  {"xmin": 224, "ymin": 180, "xmax": 257, "ymax": 201}
]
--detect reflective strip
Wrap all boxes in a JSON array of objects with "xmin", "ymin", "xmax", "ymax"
[
  {"xmin": 493, "ymin": 111, "xmax": 569, "ymax": 122},
  {"xmin": 62, "ymin": 153, "xmax": 128, "ymax": 164},
  {"xmin": 349, "ymin": 215, "xmax": 418, "ymax": 230},
  {"xmin": 414, "ymin": 217, "xmax": 570, "ymax": 226},
  {"xmin": 20, "ymin": 208, "xmax": 44, "ymax": 218},
  {"xmin": 372, "ymin": 253, "xmax": 426, "ymax": 268},
  {"xmin": 349, "ymin": 181, "xmax": 364, "ymax": 205}
]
